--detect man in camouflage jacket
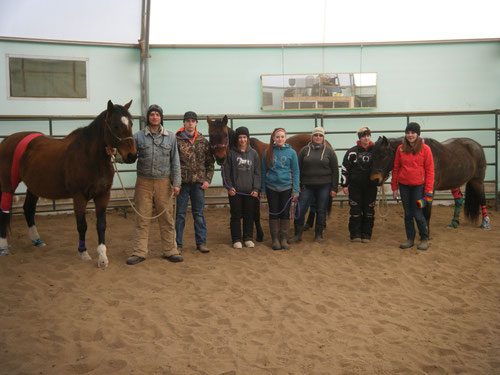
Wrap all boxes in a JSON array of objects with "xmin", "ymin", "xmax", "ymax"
[{"xmin": 175, "ymin": 111, "xmax": 215, "ymax": 253}]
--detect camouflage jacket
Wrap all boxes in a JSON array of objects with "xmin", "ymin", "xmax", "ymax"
[{"xmin": 175, "ymin": 128, "xmax": 215, "ymax": 184}]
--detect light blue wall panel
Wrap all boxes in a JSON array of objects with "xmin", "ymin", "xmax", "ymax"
[
  {"xmin": 150, "ymin": 42, "xmax": 500, "ymax": 116},
  {"xmin": 0, "ymin": 41, "xmax": 141, "ymax": 117},
  {"xmin": 1, "ymin": 40, "xmax": 499, "ymax": 190}
]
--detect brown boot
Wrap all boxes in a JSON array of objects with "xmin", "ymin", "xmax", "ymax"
[
  {"xmin": 269, "ymin": 220, "xmax": 281, "ymax": 250},
  {"xmin": 399, "ymin": 239, "xmax": 414, "ymax": 249},
  {"xmin": 417, "ymin": 238, "xmax": 429, "ymax": 251},
  {"xmin": 279, "ymin": 219, "xmax": 290, "ymax": 250}
]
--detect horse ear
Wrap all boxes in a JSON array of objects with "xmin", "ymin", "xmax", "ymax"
[
  {"xmin": 222, "ymin": 115, "xmax": 228, "ymax": 126},
  {"xmin": 206, "ymin": 116, "xmax": 213, "ymax": 125},
  {"xmin": 124, "ymin": 100, "xmax": 132, "ymax": 110},
  {"xmin": 107, "ymin": 100, "xmax": 114, "ymax": 112},
  {"xmin": 382, "ymin": 136, "xmax": 388, "ymax": 144}
]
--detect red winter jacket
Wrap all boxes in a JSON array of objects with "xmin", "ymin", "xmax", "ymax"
[{"xmin": 391, "ymin": 142, "xmax": 434, "ymax": 193}]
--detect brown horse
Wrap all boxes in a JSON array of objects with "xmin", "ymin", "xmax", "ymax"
[
  {"xmin": 370, "ymin": 136, "xmax": 491, "ymax": 230},
  {"xmin": 0, "ymin": 100, "xmax": 137, "ymax": 267},
  {"xmin": 207, "ymin": 116, "xmax": 334, "ymax": 241}
]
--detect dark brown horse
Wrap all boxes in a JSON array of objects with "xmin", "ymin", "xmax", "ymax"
[
  {"xmin": 370, "ymin": 136, "xmax": 491, "ymax": 230},
  {"xmin": 0, "ymin": 100, "xmax": 137, "ymax": 267},
  {"xmin": 207, "ymin": 116, "xmax": 334, "ymax": 241}
]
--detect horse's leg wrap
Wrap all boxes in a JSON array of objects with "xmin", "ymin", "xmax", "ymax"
[
  {"xmin": 0, "ymin": 210, "xmax": 10, "ymax": 256},
  {"xmin": 481, "ymin": 205, "xmax": 488, "ymax": 218},
  {"xmin": 451, "ymin": 188, "xmax": 463, "ymax": 200},
  {"xmin": 76, "ymin": 214, "xmax": 88, "ymax": 253},
  {"xmin": 480, "ymin": 204, "xmax": 491, "ymax": 230},
  {"xmin": 24, "ymin": 191, "xmax": 45, "ymax": 247},
  {"xmin": 448, "ymin": 196, "xmax": 464, "ymax": 228},
  {"xmin": 96, "ymin": 213, "xmax": 106, "ymax": 245}
]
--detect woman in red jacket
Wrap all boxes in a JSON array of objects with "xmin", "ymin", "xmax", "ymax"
[{"xmin": 391, "ymin": 122, "xmax": 434, "ymax": 250}]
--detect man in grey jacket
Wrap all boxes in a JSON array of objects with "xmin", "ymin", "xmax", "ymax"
[{"xmin": 126, "ymin": 104, "xmax": 182, "ymax": 265}]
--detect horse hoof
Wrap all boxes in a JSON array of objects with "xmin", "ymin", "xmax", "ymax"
[
  {"xmin": 80, "ymin": 251, "xmax": 92, "ymax": 260},
  {"xmin": 0, "ymin": 247, "xmax": 10, "ymax": 256},
  {"xmin": 480, "ymin": 217, "xmax": 491, "ymax": 230},
  {"xmin": 256, "ymin": 232, "xmax": 264, "ymax": 242},
  {"xmin": 33, "ymin": 238, "xmax": 46, "ymax": 247},
  {"xmin": 98, "ymin": 259, "xmax": 108, "ymax": 269}
]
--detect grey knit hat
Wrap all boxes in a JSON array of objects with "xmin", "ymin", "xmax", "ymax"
[{"xmin": 147, "ymin": 104, "xmax": 163, "ymax": 125}]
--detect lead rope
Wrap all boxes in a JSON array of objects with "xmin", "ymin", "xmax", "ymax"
[
  {"xmin": 376, "ymin": 185, "xmax": 389, "ymax": 218},
  {"xmin": 111, "ymin": 155, "xmax": 169, "ymax": 220},
  {"xmin": 221, "ymin": 165, "xmax": 300, "ymax": 219}
]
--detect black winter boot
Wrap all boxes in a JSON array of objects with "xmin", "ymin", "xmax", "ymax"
[
  {"xmin": 314, "ymin": 226, "xmax": 324, "ymax": 243},
  {"xmin": 291, "ymin": 224, "xmax": 304, "ymax": 243},
  {"xmin": 304, "ymin": 211, "xmax": 315, "ymax": 231}
]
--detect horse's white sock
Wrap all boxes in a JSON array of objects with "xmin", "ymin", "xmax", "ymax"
[
  {"xmin": 96, "ymin": 244, "xmax": 108, "ymax": 268},
  {"xmin": 0, "ymin": 237, "xmax": 7, "ymax": 249},
  {"xmin": 28, "ymin": 226, "xmax": 40, "ymax": 241}
]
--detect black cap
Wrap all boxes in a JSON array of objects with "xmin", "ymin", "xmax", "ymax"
[
  {"xmin": 405, "ymin": 122, "xmax": 421, "ymax": 135},
  {"xmin": 147, "ymin": 104, "xmax": 163, "ymax": 125},
  {"xmin": 183, "ymin": 111, "xmax": 198, "ymax": 122},
  {"xmin": 235, "ymin": 126, "xmax": 250, "ymax": 138}
]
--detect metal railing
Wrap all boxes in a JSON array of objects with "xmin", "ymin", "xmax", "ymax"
[{"xmin": 1, "ymin": 109, "xmax": 498, "ymax": 213}]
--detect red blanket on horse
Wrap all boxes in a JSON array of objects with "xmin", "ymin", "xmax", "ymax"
[{"xmin": 0, "ymin": 133, "xmax": 43, "ymax": 212}]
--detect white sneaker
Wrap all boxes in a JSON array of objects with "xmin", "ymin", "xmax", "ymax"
[
  {"xmin": 232, "ymin": 241, "xmax": 243, "ymax": 249},
  {"xmin": 244, "ymin": 240, "xmax": 255, "ymax": 248}
]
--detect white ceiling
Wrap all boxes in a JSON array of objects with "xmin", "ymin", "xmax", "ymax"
[{"xmin": 1, "ymin": 0, "xmax": 498, "ymax": 45}]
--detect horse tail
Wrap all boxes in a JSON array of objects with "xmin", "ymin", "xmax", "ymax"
[{"xmin": 464, "ymin": 181, "xmax": 480, "ymax": 222}]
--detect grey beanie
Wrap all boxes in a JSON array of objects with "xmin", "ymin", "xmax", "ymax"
[{"xmin": 147, "ymin": 104, "xmax": 163, "ymax": 125}]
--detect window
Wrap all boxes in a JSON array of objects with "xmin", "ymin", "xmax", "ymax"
[
  {"xmin": 261, "ymin": 73, "xmax": 377, "ymax": 111},
  {"xmin": 8, "ymin": 55, "xmax": 88, "ymax": 99}
]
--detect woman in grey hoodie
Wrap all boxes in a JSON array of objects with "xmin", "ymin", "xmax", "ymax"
[{"xmin": 223, "ymin": 127, "xmax": 261, "ymax": 249}]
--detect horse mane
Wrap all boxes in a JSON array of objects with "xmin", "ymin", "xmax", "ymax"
[
  {"xmin": 78, "ymin": 111, "xmax": 107, "ymax": 140},
  {"xmin": 71, "ymin": 104, "xmax": 130, "ymax": 141}
]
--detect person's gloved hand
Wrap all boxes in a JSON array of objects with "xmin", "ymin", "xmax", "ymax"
[{"xmin": 417, "ymin": 192, "xmax": 433, "ymax": 208}]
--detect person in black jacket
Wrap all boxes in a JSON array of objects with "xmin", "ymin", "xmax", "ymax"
[
  {"xmin": 341, "ymin": 126, "xmax": 377, "ymax": 243},
  {"xmin": 292, "ymin": 127, "xmax": 338, "ymax": 243},
  {"xmin": 223, "ymin": 127, "xmax": 261, "ymax": 249}
]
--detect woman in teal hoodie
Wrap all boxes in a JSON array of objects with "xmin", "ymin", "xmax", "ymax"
[{"xmin": 261, "ymin": 128, "xmax": 300, "ymax": 250}]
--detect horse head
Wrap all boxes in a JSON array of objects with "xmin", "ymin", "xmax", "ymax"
[
  {"xmin": 104, "ymin": 100, "xmax": 137, "ymax": 163},
  {"xmin": 370, "ymin": 136, "xmax": 395, "ymax": 186},
  {"xmin": 207, "ymin": 115, "xmax": 229, "ymax": 166}
]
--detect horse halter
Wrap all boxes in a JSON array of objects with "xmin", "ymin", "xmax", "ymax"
[
  {"xmin": 210, "ymin": 132, "xmax": 229, "ymax": 152},
  {"xmin": 372, "ymin": 143, "xmax": 396, "ymax": 178},
  {"xmin": 105, "ymin": 117, "xmax": 134, "ymax": 146}
]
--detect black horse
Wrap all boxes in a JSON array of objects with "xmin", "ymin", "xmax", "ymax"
[{"xmin": 370, "ymin": 136, "xmax": 491, "ymax": 230}]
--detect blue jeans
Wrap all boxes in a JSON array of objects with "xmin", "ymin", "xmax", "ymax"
[
  {"xmin": 175, "ymin": 183, "xmax": 207, "ymax": 248},
  {"xmin": 398, "ymin": 184, "xmax": 429, "ymax": 241},
  {"xmin": 294, "ymin": 184, "xmax": 331, "ymax": 228}
]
